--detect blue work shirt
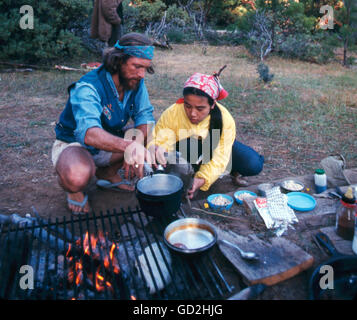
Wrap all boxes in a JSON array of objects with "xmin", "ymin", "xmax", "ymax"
[{"xmin": 55, "ymin": 65, "xmax": 155, "ymax": 155}]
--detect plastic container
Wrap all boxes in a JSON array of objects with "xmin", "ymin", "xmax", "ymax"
[
  {"xmin": 353, "ymin": 213, "xmax": 357, "ymax": 255},
  {"xmin": 257, "ymin": 183, "xmax": 274, "ymax": 197},
  {"xmin": 314, "ymin": 169, "xmax": 327, "ymax": 194},
  {"xmin": 335, "ymin": 187, "xmax": 356, "ymax": 241}
]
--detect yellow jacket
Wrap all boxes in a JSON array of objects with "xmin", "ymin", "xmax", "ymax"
[{"xmin": 148, "ymin": 102, "xmax": 236, "ymax": 191}]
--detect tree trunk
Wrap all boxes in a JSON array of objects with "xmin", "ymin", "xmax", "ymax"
[
  {"xmin": 343, "ymin": 37, "xmax": 348, "ymax": 66},
  {"xmin": 271, "ymin": 20, "xmax": 275, "ymax": 52}
]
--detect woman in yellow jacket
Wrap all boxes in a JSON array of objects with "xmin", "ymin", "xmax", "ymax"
[{"xmin": 148, "ymin": 71, "xmax": 264, "ymax": 199}]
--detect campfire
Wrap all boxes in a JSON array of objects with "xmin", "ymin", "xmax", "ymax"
[
  {"xmin": 0, "ymin": 208, "xmax": 233, "ymax": 300},
  {"xmin": 65, "ymin": 231, "xmax": 127, "ymax": 299}
]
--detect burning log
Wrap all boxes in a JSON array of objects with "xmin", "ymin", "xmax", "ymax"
[{"xmin": 65, "ymin": 231, "xmax": 129, "ymax": 299}]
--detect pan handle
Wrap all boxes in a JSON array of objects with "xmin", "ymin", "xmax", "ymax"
[
  {"xmin": 179, "ymin": 204, "xmax": 187, "ymax": 218},
  {"xmin": 315, "ymin": 232, "xmax": 340, "ymax": 256}
]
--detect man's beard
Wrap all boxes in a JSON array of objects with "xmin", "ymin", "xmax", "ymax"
[{"xmin": 118, "ymin": 72, "xmax": 140, "ymax": 91}]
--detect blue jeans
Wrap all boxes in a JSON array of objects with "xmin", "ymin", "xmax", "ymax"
[
  {"xmin": 175, "ymin": 138, "xmax": 264, "ymax": 177},
  {"xmin": 229, "ymin": 140, "xmax": 264, "ymax": 176}
]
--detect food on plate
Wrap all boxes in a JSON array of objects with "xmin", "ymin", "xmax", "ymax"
[
  {"xmin": 282, "ymin": 180, "xmax": 303, "ymax": 191},
  {"xmin": 211, "ymin": 195, "xmax": 231, "ymax": 206},
  {"xmin": 236, "ymin": 192, "xmax": 256, "ymax": 201}
]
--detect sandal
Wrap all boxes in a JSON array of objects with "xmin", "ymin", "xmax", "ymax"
[
  {"xmin": 231, "ymin": 174, "xmax": 249, "ymax": 187},
  {"xmin": 96, "ymin": 179, "xmax": 134, "ymax": 192},
  {"xmin": 67, "ymin": 193, "xmax": 89, "ymax": 216}
]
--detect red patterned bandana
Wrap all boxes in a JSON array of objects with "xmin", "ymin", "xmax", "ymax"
[{"xmin": 183, "ymin": 72, "xmax": 228, "ymax": 101}]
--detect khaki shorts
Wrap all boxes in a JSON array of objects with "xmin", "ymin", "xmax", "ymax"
[{"xmin": 51, "ymin": 140, "xmax": 112, "ymax": 168}]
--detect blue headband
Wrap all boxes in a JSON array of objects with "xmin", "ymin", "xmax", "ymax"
[{"xmin": 114, "ymin": 41, "xmax": 154, "ymax": 60}]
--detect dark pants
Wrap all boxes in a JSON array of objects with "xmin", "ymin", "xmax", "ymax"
[
  {"xmin": 176, "ymin": 138, "xmax": 264, "ymax": 177},
  {"xmin": 108, "ymin": 24, "xmax": 123, "ymax": 47}
]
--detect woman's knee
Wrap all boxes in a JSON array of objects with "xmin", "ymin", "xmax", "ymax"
[
  {"xmin": 243, "ymin": 155, "xmax": 264, "ymax": 176},
  {"xmin": 231, "ymin": 141, "xmax": 264, "ymax": 176}
]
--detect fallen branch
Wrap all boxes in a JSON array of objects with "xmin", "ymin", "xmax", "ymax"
[
  {"xmin": 152, "ymin": 38, "xmax": 172, "ymax": 50},
  {"xmin": 191, "ymin": 207, "xmax": 247, "ymax": 222},
  {"xmin": 0, "ymin": 68, "xmax": 33, "ymax": 73},
  {"xmin": 54, "ymin": 65, "xmax": 83, "ymax": 72},
  {"xmin": 0, "ymin": 61, "xmax": 40, "ymax": 69},
  {"xmin": 0, "ymin": 61, "xmax": 51, "ymax": 70}
]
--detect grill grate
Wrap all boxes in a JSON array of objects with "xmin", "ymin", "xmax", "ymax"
[{"xmin": 0, "ymin": 207, "xmax": 234, "ymax": 300}]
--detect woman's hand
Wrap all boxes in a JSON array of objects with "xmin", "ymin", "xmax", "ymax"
[{"xmin": 187, "ymin": 177, "xmax": 205, "ymax": 199}]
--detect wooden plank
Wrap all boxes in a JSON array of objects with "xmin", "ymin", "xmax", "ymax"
[
  {"xmin": 216, "ymin": 228, "xmax": 314, "ymax": 286},
  {"xmin": 319, "ymin": 226, "xmax": 355, "ymax": 256}
]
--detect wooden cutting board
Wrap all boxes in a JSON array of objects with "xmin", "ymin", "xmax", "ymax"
[{"xmin": 217, "ymin": 229, "xmax": 314, "ymax": 286}]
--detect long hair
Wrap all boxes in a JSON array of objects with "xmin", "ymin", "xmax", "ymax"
[
  {"xmin": 102, "ymin": 32, "xmax": 155, "ymax": 74},
  {"xmin": 183, "ymin": 87, "xmax": 223, "ymax": 160}
]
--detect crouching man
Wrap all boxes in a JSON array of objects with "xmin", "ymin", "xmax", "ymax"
[{"xmin": 52, "ymin": 33, "xmax": 155, "ymax": 215}]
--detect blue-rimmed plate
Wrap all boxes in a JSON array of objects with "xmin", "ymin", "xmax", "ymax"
[
  {"xmin": 207, "ymin": 194, "xmax": 234, "ymax": 211},
  {"xmin": 287, "ymin": 192, "xmax": 316, "ymax": 212}
]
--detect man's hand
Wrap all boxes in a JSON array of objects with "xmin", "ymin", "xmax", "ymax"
[
  {"xmin": 187, "ymin": 177, "xmax": 205, "ymax": 199},
  {"xmin": 124, "ymin": 141, "xmax": 153, "ymax": 179},
  {"xmin": 148, "ymin": 144, "xmax": 167, "ymax": 168}
]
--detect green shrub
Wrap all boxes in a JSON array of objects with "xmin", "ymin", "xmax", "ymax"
[
  {"xmin": 166, "ymin": 4, "xmax": 190, "ymax": 26},
  {"xmin": 0, "ymin": 0, "xmax": 91, "ymax": 63},
  {"xmin": 166, "ymin": 28, "xmax": 194, "ymax": 44},
  {"xmin": 257, "ymin": 63, "xmax": 274, "ymax": 83},
  {"xmin": 278, "ymin": 33, "xmax": 335, "ymax": 64},
  {"xmin": 123, "ymin": 0, "xmax": 166, "ymax": 31}
]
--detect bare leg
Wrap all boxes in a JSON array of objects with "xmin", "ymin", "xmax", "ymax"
[
  {"xmin": 95, "ymin": 152, "xmax": 134, "ymax": 191},
  {"xmin": 55, "ymin": 146, "xmax": 95, "ymax": 214}
]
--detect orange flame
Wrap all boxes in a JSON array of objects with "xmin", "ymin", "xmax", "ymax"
[{"xmin": 67, "ymin": 232, "xmax": 120, "ymax": 297}]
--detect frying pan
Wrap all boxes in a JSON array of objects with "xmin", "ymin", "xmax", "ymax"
[
  {"xmin": 163, "ymin": 217, "xmax": 217, "ymax": 256},
  {"xmin": 309, "ymin": 232, "xmax": 357, "ymax": 300}
]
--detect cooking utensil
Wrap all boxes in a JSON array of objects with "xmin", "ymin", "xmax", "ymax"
[
  {"xmin": 163, "ymin": 218, "xmax": 217, "ymax": 256},
  {"xmin": 135, "ymin": 173, "xmax": 184, "ymax": 217},
  {"xmin": 227, "ymin": 284, "xmax": 266, "ymax": 300},
  {"xmin": 308, "ymin": 232, "xmax": 357, "ymax": 300},
  {"xmin": 257, "ymin": 183, "xmax": 274, "ymax": 197},
  {"xmin": 219, "ymin": 239, "xmax": 259, "ymax": 262}
]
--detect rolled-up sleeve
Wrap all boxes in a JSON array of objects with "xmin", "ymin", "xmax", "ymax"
[
  {"xmin": 71, "ymin": 82, "xmax": 103, "ymax": 146},
  {"xmin": 133, "ymin": 81, "xmax": 155, "ymax": 127}
]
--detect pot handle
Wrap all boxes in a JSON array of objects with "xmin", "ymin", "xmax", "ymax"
[{"xmin": 315, "ymin": 232, "xmax": 340, "ymax": 257}]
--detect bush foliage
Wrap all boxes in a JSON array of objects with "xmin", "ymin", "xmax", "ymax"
[{"xmin": 0, "ymin": 0, "xmax": 92, "ymax": 63}]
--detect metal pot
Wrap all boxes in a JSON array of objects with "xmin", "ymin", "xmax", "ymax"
[
  {"xmin": 135, "ymin": 173, "xmax": 184, "ymax": 217},
  {"xmin": 163, "ymin": 218, "xmax": 217, "ymax": 256}
]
